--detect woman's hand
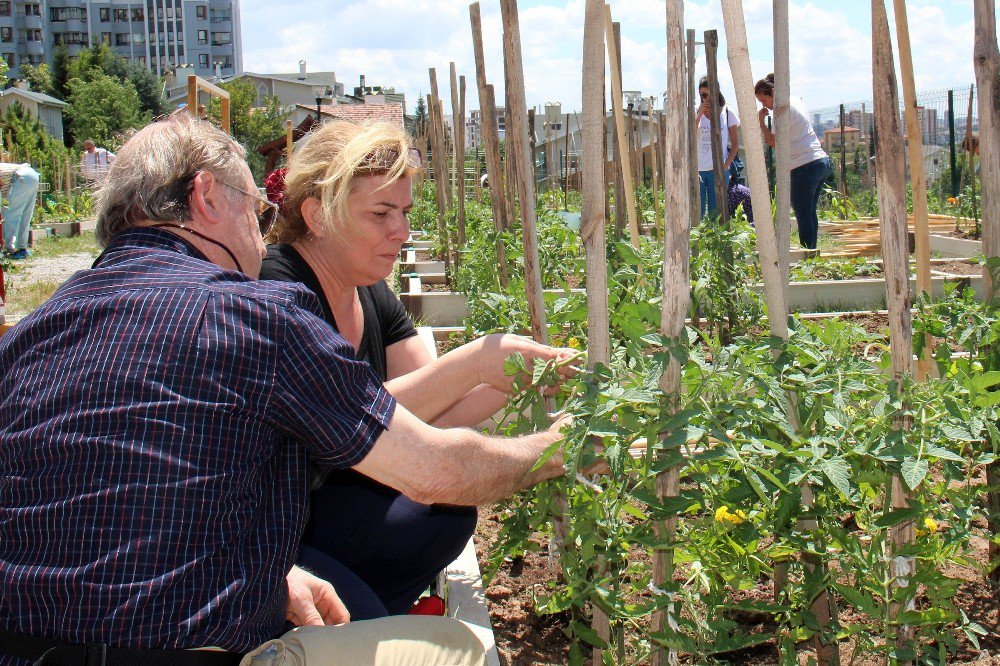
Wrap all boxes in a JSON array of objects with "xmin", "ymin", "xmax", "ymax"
[
  {"xmin": 476, "ymin": 334, "xmax": 582, "ymax": 394},
  {"xmin": 758, "ymin": 107, "xmax": 770, "ymax": 125}
]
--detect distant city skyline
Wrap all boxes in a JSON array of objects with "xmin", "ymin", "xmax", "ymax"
[{"xmin": 238, "ymin": 0, "xmax": 977, "ymax": 118}]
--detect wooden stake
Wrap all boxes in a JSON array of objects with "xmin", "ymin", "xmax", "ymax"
[
  {"xmin": 456, "ymin": 75, "xmax": 468, "ymax": 252},
  {"xmin": 972, "ymin": 0, "xmax": 1000, "ymax": 581},
  {"xmin": 651, "ymin": 4, "xmax": 690, "ymax": 665},
  {"xmin": 612, "ymin": 22, "xmax": 626, "ymax": 241},
  {"xmin": 429, "ymin": 69, "xmax": 453, "ymax": 210},
  {"xmin": 469, "ymin": 2, "xmax": 510, "ymax": 237},
  {"xmin": 966, "ymin": 84, "xmax": 979, "ymax": 228},
  {"xmin": 839, "ymin": 103, "xmax": 848, "ymax": 198},
  {"xmin": 500, "ymin": 0, "xmax": 548, "ymax": 344},
  {"xmin": 650, "ymin": 105, "xmax": 661, "ymax": 235},
  {"xmin": 563, "ymin": 112, "xmax": 571, "ymax": 209},
  {"xmin": 603, "ymin": 4, "xmax": 639, "ymax": 246},
  {"xmin": 872, "ymin": 0, "xmax": 916, "ymax": 653},
  {"xmin": 426, "ymin": 89, "xmax": 452, "ymax": 282},
  {"xmin": 582, "ymin": 2, "xmax": 611, "ymax": 660},
  {"xmin": 686, "ymin": 30, "xmax": 699, "ymax": 231},
  {"xmin": 705, "ymin": 31, "xmax": 729, "ymax": 226},
  {"xmin": 892, "ymin": 0, "xmax": 932, "ymax": 379},
  {"xmin": 64, "ymin": 156, "xmax": 71, "ymax": 198},
  {"xmin": 450, "ymin": 61, "xmax": 462, "ymax": 217}
]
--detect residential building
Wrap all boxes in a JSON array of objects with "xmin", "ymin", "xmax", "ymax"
[
  {"xmin": 237, "ymin": 61, "xmax": 343, "ymax": 109},
  {"xmin": 351, "ymin": 74, "xmax": 405, "ymax": 114},
  {"xmin": 0, "ymin": 0, "xmax": 242, "ymax": 81},
  {"xmin": 289, "ymin": 101, "xmax": 403, "ymax": 129},
  {"xmin": 0, "ymin": 84, "xmax": 66, "ymax": 139},
  {"xmin": 821, "ymin": 126, "xmax": 862, "ymax": 153}
]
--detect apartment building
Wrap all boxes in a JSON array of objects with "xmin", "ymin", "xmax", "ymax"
[{"xmin": 0, "ymin": 0, "xmax": 242, "ymax": 81}]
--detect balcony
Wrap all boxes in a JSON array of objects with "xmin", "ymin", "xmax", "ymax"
[
  {"xmin": 66, "ymin": 42, "xmax": 84, "ymax": 56},
  {"xmin": 63, "ymin": 18, "xmax": 85, "ymax": 31},
  {"xmin": 20, "ymin": 13, "xmax": 40, "ymax": 29},
  {"xmin": 24, "ymin": 39, "xmax": 43, "ymax": 55}
]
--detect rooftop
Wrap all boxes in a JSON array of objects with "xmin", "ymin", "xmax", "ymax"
[{"xmin": 0, "ymin": 88, "xmax": 67, "ymax": 107}]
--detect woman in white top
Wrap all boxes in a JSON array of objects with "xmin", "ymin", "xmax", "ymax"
[
  {"xmin": 695, "ymin": 76, "xmax": 740, "ymax": 221},
  {"xmin": 754, "ymin": 73, "xmax": 830, "ymax": 249}
]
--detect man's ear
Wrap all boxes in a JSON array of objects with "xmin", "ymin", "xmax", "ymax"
[
  {"xmin": 189, "ymin": 170, "xmax": 229, "ymax": 225},
  {"xmin": 300, "ymin": 197, "xmax": 326, "ymax": 239}
]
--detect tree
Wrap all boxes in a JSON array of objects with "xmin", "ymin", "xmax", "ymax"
[
  {"xmin": 50, "ymin": 45, "xmax": 71, "ymax": 100},
  {"xmin": 207, "ymin": 78, "xmax": 289, "ymax": 181},
  {"xmin": 19, "ymin": 63, "xmax": 52, "ymax": 95},
  {"xmin": 66, "ymin": 73, "xmax": 144, "ymax": 149}
]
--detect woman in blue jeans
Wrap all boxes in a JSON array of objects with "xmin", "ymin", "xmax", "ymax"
[
  {"xmin": 695, "ymin": 77, "xmax": 741, "ymax": 221},
  {"xmin": 754, "ymin": 73, "xmax": 830, "ymax": 249}
]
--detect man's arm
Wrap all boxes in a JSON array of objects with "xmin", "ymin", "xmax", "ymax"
[{"xmin": 353, "ymin": 404, "xmax": 568, "ymax": 506}]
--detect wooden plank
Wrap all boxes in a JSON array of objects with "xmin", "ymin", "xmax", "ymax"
[
  {"xmin": 500, "ymin": 0, "xmax": 548, "ymax": 344},
  {"xmin": 603, "ymin": 4, "xmax": 640, "ymax": 247}
]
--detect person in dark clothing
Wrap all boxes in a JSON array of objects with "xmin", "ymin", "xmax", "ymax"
[{"xmin": 260, "ymin": 120, "xmax": 578, "ymax": 620}]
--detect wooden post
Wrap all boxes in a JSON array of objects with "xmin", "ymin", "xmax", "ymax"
[
  {"xmin": 773, "ymin": 0, "xmax": 793, "ymax": 335},
  {"xmin": 456, "ymin": 75, "xmax": 468, "ymax": 252},
  {"xmin": 705, "ymin": 31, "xmax": 728, "ymax": 226},
  {"xmin": 892, "ymin": 0, "xmax": 932, "ymax": 379},
  {"xmin": 220, "ymin": 95, "xmax": 231, "ymax": 135},
  {"xmin": 285, "ymin": 119, "xmax": 293, "ymax": 164},
  {"xmin": 861, "ymin": 102, "xmax": 872, "ymax": 189},
  {"xmin": 839, "ymin": 104, "xmax": 847, "ymax": 198},
  {"xmin": 603, "ymin": 5, "xmax": 639, "ymax": 246},
  {"xmin": 651, "ymin": 4, "xmax": 691, "ymax": 665},
  {"xmin": 650, "ymin": 105, "xmax": 661, "ymax": 235},
  {"xmin": 612, "ymin": 23, "xmax": 626, "ymax": 241},
  {"xmin": 966, "ymin": 85, "xmax": 979, "ymax": 228},
  {"xmin": 563, "ymin": 112, "xmax": 571, "ymax": 209},
  {"xmin": 429, "ymin": 69, "xmax": 452, "ymax": 210},
  {"xmin": 469, "ymin": 2, "xmax": 510, "ymax": 236},
  {"xmin": 872, "ymin": 0, "xmax": 916, "ymax": 653},
  {"xmin": 427, "ymin": 89, "xmax": 452, "ymax": 282},
  {"xmin": 64, "ymin": 156, "xmax": 71, "ymax": 198},
  {"xmin": 486, "ymin": 85, "xmax": 510, "ymax": 288},
  {"xmin": 972, "ymin": 0, "xmax": 1000, "ymax": 581},
  {"xmin": 450, "ymin": 62, "xmax": 462, "ymax": 216},
  {"xmin": 582, "ymin": 3, "xmax": 611, "ymax": 661},
  {"xmin": 499, "ymin": 0, "xmax": 548, "ymax": 344},
  {"xmin": 687, "ymin": 30, "xmax": 699, "ymax": 229}
]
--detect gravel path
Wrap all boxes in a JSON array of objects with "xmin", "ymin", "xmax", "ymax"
[{"xmin": 9, "ymin": 253, "xmax": 96, "ymax": 286}]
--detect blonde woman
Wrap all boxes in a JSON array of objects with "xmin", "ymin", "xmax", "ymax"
[{"xmin": 260, "ymin": 120, "xmax": 575, "ymax": 620}]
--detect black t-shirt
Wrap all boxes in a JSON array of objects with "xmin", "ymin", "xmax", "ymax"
[{"xmin": 260, "ymin": 244, "xmax": 417, "ymax": 381}]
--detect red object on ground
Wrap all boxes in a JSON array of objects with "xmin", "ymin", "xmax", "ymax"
[{"xmin": 407, "ymin": 594, "xmax": 446, "ymax": 616}]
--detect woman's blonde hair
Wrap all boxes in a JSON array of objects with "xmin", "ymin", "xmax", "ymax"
[{"xmin": 267, "ymin": 120, "xmax": 418, "ymax": 243}]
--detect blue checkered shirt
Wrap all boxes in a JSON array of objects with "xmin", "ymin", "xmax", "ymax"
[{"xmin": 0, "ymin": 228, "xmax": 395, "ymax": 658}]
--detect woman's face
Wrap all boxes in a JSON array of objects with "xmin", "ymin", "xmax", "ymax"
[
  {"xmin": 333, "ymin": 173, "xmax": 413, "ymax": 286},
  {"xmin": 699, "ymin": 86, "xmax": 710, "ymax": 105},
  {"xmin": 756, "ymin": 92, "xmax": 774, "ymax": 110}
]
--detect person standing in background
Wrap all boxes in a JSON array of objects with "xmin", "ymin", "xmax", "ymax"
[
  {"xmin": 80, "ymin": 139, "xmax": 115, "ymax": 184},
  {"xmin": 0, "ymin": 161, "xmax": 39, "ymax": 259},
  {"xmin": 754, "ymin": 73, "xmax": 830, "ymax": 250}
]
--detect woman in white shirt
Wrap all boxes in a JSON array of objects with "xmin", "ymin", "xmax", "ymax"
[
  {"xmin": 695, "ymin": 76, "xmax": 741, "ymax": 221},
  {"xmin": 754, "ymin": 73, "xmax": 830, "ymax": 249}
]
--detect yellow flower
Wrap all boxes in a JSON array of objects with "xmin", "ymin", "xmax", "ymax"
[
  {"xmin": 924, "ymin": 517, "xmax": 938, "ymax": 533},
  {"xmin": 567, "ymin": 337, "xmax": 581, "ymax": 349},
  {"xmin": 715, "ymin": 506, "xmax": 747, "ymax": 525},
  {"xmin": 948, "ymin": 197, "xmax": 957, "ymax": 205}
]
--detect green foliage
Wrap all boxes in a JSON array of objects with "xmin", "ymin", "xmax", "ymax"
[
  {"xmin": 65, "ymin": 73, "xmax": 144, "ymax": 149},
  {"xmin": 790, "ymin": 256, "xmax": 882, "ymax": 282},
  {"xmin": 819, "ymin": 186, "xmax": 861, "ymax": 221},
  {"xmin": 207, "ymin": 78, "xmax": 290, "ymax": 181},
  {"xmin": 35, "ymin": 190, "xmax": 94, "ymax": 224},
  {"xmin": 18, "ymin": 63, "xmax": 52, "ymax": 95},
  {"xmin": 0, "ymin": 102, "xmax": 76, "ymax": 196}
]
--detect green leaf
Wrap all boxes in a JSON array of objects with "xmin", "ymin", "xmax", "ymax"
[
  {"xmin": 873, "ymin": 505, "xmax": 921, "ymax": 529},
  {"xmin": 901, "ymin": 457, "xmax": 928, "ymax": 490},
  {"xmin": 924, "ymin": 444, "xmax": 965, "ymax": 463},
  {"xmin": 570, "ymin": 620, "xmax": 608, "ymax": 649},
  {"xmin": 820, "ymin": 458, "xmax": 852, "ymax": 496}
]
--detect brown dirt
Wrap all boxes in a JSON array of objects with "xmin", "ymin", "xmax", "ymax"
[{"xmin": 935, "ymin": 261, "xmax": 984, "ymax": 276}]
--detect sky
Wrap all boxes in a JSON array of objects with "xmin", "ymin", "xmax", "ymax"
[{"xmin": 238, "ymin": 0, "xmax": 980, "ymax": 118}]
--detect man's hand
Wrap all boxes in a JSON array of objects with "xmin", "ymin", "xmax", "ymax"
[
  {"xmin": 476, "ymin": 334, "xmax": 582, "ymax": 394},
  {"xmin": 285, "ymin": 565, "xmax": 350, "ymax": 627}
]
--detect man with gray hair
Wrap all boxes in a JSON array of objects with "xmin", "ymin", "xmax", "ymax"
[{"xmin": 0, "ymin": 113, "xmax": 575, "ymax": 664}]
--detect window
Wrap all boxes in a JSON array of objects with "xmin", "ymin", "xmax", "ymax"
[
  {"xmin": 53, "ymin": 32, "xmax": 62, "ymax": 45},
  {"xmin": 51, "ymin": 6, "xmax": 87, "ymax": 21},
  {"xmin": 135, "ymin": 55, "xmax": 145, "ymax": 65},
  {"xmin": 176, "ymin": 45, "xmax": 183, "ymax": 57},
  {"xmin": 132, "ymin": 33, "xmax": 145, "ymax": 45},
  {"xmin": 0, "ymin": 27, "xmax": 10, "ymax": 43},
  {"xmin": 114, "ymin": 8, "xmax": 127, "ymax": 21},
  {"xmin": 1, "ymin": 53, "xmax": 12, "ymax": 68},
  {"xmin": 211, "ymin": 31, "xmax": 231, "ymax": 45},
  {"xmin": 115, "ymin": 32, "xmax": 130, "ymax": 46},
  {"xmin": 217, "ymin": 56, "xmax": 231, "ymax": 69},
  {"xmin": 24, "ymin": 29, "xmax": 42, "ymax": 42},
  {"xmin": 131, "ymin": 8, "xmax": 144, "ymax": 21},
  {"xmin": 210, "ymin": 8, "xmax": 230, "ymax": 22},
  {"xmin": 196, "ymin": 5, "xmax": 207, "ymax": 19},
  {"xmin": 198, "ymin": 53, "xmax": 209, "ymax": 68},
  {"xmin": 197, "ymin": 29, "xmax": 207, "ymax": 44},
  {"xmin": 165, "ymin": 6, "xmax": 173, "ymax": 19},
  {"xmin": 101, "ymin": 32, "xmax": 111, "ymax": 45},
  {"xmin": 0, "ymin": 2, "xmax": 9, "ymax": 17},
  {"xmin": 26, "ymin": 4, "xmax": 39, "ymax": 16},
  {"xmin": 99, "ymin": 7, "xmax": 109, "ymax": 22}
]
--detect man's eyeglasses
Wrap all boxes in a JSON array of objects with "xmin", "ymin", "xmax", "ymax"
[{"xmin": 218, "ymin": 180, "xmax": 280, "ymax": 235}]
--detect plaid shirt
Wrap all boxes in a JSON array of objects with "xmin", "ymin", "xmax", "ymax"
[{"xmin": 0, "ymin": 228, "xmax": 395, "ymax": 658}]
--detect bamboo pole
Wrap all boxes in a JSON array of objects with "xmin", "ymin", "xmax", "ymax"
[
  {"xmin": 651, "ymin": 3, "xmax": 690, "ymax": 665},
  {"xmin": 582, "ymin": 2, "xmax": 611, "ymax": 660},
  {"xmin": 469, "ymin": 2, "xmax": 510, "ymax": 236},
  {"xmin": 872, "ymin": 0, "xmax": 916, "ymax": 653},
  {"xmin": 972, "ymin": 0, "xmax": 1000, "ymax": 581},
  {"xmin": 603, "ymin": 5, "xmax": 639, "ymax": 246},
  {"xmin": 499, "ymin": 0, "xmax": 548, "ymax": 344},
  {"xmin": 892, "ymin": 0, "xmax": 932, "ymax": 379}
]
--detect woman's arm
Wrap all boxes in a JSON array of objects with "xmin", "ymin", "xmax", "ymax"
[
  {"xmin": 725, "ymin": 124, "xmax": 740, "ymax": 169},
  {"xmin": 384, "ymin": 334, "xmax": 576, "ymax": 428},
  {"xmin": 758, "ymin": 108, "xmax": 776, "ymax": 148}
]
